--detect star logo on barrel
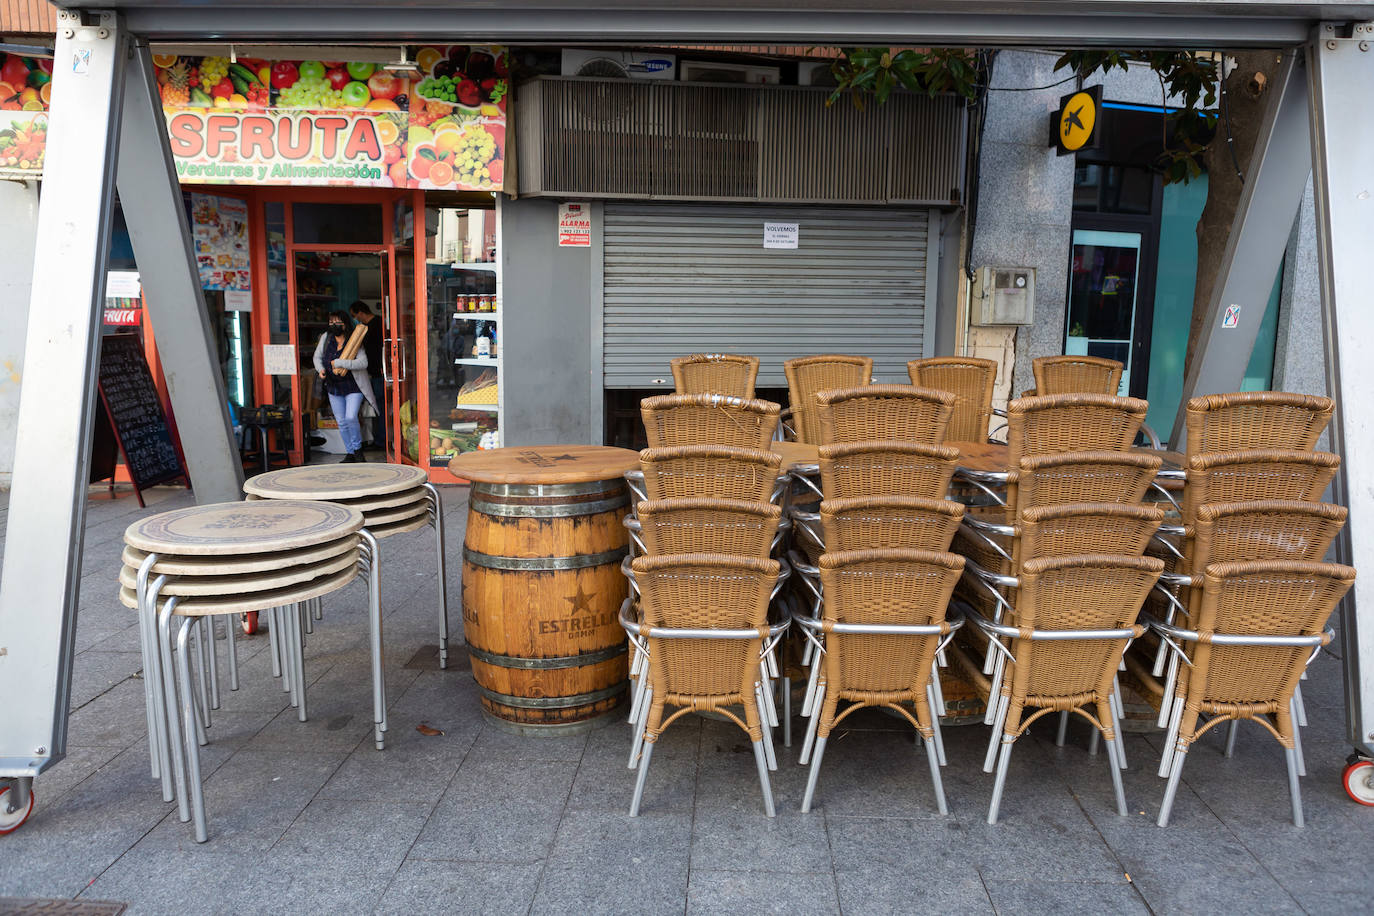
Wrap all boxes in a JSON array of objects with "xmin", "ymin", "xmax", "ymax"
[{"xmin": 564, "ymin": 582, "xmax": 596, "ymax": 611}]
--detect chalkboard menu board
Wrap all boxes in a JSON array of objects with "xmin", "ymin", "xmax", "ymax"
[{"xmin": 97, "ymin": 334, "xmax": 187, "ymax": 500}]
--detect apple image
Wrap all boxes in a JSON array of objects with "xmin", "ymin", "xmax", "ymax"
[
  {"xmin": 341, "ymin": 81, "xmax": 371, "ymax": 107},
  {"xmin": 367, "ymin": 71, "xmax": 401, "ymax": 101},
  {"xmin": 298, "ymin": 60, "xmax": 326, "ymax": 82},
  {"xmin": 347, "ymin": 61, "xmax": 376, "ymax": 81},
  {"xmin": 326, "ymin": 67, "xmax": 351, "ymax": 91},
  {"xmin": 456, "ymin": 78, "xmax": 480, "ymax": 108}
]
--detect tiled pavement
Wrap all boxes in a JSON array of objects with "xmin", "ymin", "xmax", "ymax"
[{"xmin": 2, "ymin": 483, "xmax": 1372, "ymax": 914}]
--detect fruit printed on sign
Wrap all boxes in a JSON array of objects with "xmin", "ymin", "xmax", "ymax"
[
  {"xmin": 326, "ymin": 67, "xmax": 351, "ymax": 91},
  {"xmin": 368, "ymin": 71, "xmax": 401, "ymax": 100},
  {"xmin": 346, "ymin": 61, "xmax": 376, "ymax": 81},
  {"xmin": 270, "ymin": 61, "xmax": 298, "ymax": 89}
]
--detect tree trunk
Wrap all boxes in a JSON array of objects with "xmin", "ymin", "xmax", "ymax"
[{"xmin": 1182, "ymin": 50, "xmax": 1284, "ymax": 385}]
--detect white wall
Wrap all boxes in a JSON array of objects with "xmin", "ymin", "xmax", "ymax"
[{"xmin": 0, "ymin": 180, "xmax": 39, "ymax": 487}]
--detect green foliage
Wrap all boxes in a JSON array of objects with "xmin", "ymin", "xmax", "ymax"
[{"xmin": 830, "ymin": 47, "xmax": 1223, "ymax": 183}]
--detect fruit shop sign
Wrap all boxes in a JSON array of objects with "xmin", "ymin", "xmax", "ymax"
[{"xmin": 167, "ymin": 110, "xmax": 394, "ymax": 185}]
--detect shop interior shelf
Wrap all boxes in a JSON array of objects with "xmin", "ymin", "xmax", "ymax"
[
  {"xmin": 454, "ymin": 358, "xmax": 499, "ymax": 367},
  {"xmin": 451, "ymin": 404, "xmax": 499, "ymax": 412},
  {"xmin": 450, "ymin": 262, "xmax": 500, "ymax": 273},
  {"xmin": 453, "ymin": 313, "xmax": 500, "ymax": 322},
  {"xmin": 297, "ymin": 293, "xmax": 338, "ymax": 301}
]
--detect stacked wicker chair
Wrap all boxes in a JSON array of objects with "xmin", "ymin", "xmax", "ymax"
[
  {"xmin": 1027, "ymin": 354, "xmax": 1124, "ymax": 397},
  {"xmin": 670, "ymin": 353, "xmax": 760, "ymax": 399},
  {"xmin": 1132, "ymin": 392, "xmax": 1353, "ymax": 825},
  {"xmin": 908, "ymin": 356, "xmax": 998, "ymax": 443},
  {"xmin": 782, "ymin": 355, "xmax": 872, "ymax": 443},
  {"xmin": 785, "ymin": 381, "xmax": 972, "ymax": 814},
  {"xmin": 621, "ymin": 378, "xmax": 790, "ymax": 816}
]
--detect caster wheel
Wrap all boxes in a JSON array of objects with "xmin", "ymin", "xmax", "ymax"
[
  {"xmin": 241, "ymin": 611, "xmax": 259, "ymax": 636},
  {"xmin": 1343, "ymin": 759, "xmax": 1374, "ymax": 806},
  {"xmin": 0, "ymin": 784, "xmax": 35, "ymax": 835}
]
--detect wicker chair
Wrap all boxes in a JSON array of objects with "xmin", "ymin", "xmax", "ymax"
[
  {"xmin": 818, "ymin": 497, "xmax": 965, "ymax": 553},
  {"xmin": 633, "ymin": 498, "xmax": 782, "ymax": 558},
  {"xmin": 1031, "ymin": 355, "xmax": 1124, "ymax": 396},
  {"xmin": 969, "ymin": 553, "xmax": 1162, "ymax": 824},
  {"xmin": 640, "ymin": 393, "xmax": 780, "ymax": 450},
  {"xmin": 814, "ymin": 384, "xmax": 955, "ymax": 446},
  {"xmin": 1006, "ymin": 394, "xmax": 1149, "ymax": 466},
  {"xmin": 796, "ymin": 548, "xmax": 966, "ymax": 814},
  {"xmin": 1182, "ymin": 449, "xmax": 1341, "ymax": 522},
  {"xmin": 670, "ymin": 353, "xmax": 760, "ymax": 399},
  {"xmin": 783, "ymin": 355, "xmax": 873, "ymax": 443},
  {"xmin": 1150, "ymin": 559, "xmax": 1354, "ymax": 827},
  {"xmin": 624, "ymin": 553, "xmax": 784, "ymax": 816},
  {"xmin": 971, "ymin": 449, "xmax": 1164, "ymax": 528},
  {"xmin": 817, "ymin": 441, "xmax": 961, "ymax": 500},
  {"xmin": 638, "ymin": 445, "xmax": 783, "ymax": 502},
  {"xmin": 1185, "ymin": 391, "xmax": 1334, "ymax": 456},
  {"xmin": 908, "ymin": 357, "xmax": 998, "ymax": 442}
]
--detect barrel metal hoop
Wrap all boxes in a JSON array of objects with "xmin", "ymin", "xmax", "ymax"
[
  {"xmin": 463, "ymin": 545, "xmax": 628, "ymax": 571},
  {"xmin": 476, "ymin": 682, "xmax": 627, "ymax": 709},
  {"xmin": 473, "ymin": 480, "xmax": 621, "ymax": 499},
  {"xmin": 467, "ymin": 642, "xmax": 628, "ymax": 670},
  {"xmin": 471, "ymin": 494, "xmax": 628, "ymax": 518}
]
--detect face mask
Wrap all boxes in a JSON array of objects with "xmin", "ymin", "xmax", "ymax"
[{"xmin": 329, "ymin": 322, "xmax": 345, "ymax": 332}]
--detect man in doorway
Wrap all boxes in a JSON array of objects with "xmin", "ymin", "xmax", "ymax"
[{"xmin": 350, "ymin": 300, "xmax": 387, "ymax": 454}]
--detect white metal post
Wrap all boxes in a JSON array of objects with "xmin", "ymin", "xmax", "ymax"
[
  {"xmin": 1308, "ymin": 21, "xmax": 1374, "ymax": 758},
  {"xmin": 1168, "ymin": 50, "xmax": 1312, "ymax": 449},
  {"xmin": 0, "ymin": 9, "xmax": 127, "ymax": 779},
  {"xmin": 118, "ymin": 41, "xmax": 243, "ymax": 503}
]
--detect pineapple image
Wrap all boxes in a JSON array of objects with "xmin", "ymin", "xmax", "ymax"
[{"xmin": 161, "ymin": 61, "xmax": 193, "ymax": 106}]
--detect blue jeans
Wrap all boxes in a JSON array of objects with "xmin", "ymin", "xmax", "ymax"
[{"xmin": 329, "ymin": 391, "xmax": 365, "ymax": 454}]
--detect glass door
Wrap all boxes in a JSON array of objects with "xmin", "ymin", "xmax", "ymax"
[
  {"xmin": 389, "ymin": 196, "xmax": 421, "ymax": 466},
  {"xmin": 1065, "ymin": 228, "xmax": 1143, "ymax": 396}
]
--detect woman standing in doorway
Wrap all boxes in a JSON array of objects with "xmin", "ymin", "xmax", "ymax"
[{"xmin": 314, "ymin": 310, "xmax": 378, "ymax": 463}]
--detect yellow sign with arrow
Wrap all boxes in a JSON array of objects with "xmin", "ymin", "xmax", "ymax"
[{"xmin": 1052, "ymin": 85, "xmax": 1102, "ymax": 155}]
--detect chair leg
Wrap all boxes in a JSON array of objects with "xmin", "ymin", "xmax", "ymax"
[
  {"xmin": 752, "ymin": 739, "xmax": 776, "ymax": 818},
  {"xmin": 983, "ymin": 653, "xmax": 1005, "ymax": 725},
  {"xmin": 782, "ymin": 676, "xmax": 792, "ymax": 749},
  {"xmin": 629, "ymin": 741, "xmax": 654, "ymax": 816},
  {"xmin": 1157, "ymin": 747, "xmax": 1188, "ymax": 827},
  {"xmin": 1224, "ymin": 720, "xmax": 1239, "ymax": 758},
  {"xmin": 1285, "ymin": 746, "xmax": 1305, "ymax": 827},
  {"xmin": 1056, "ymin": 710, "xmax": 1069, "ymax": 747},
  {"xmin": 926, "ymin": 684, "xmax": 947, "ymax": 767},
  {"xmin": 799, "ymin": 683, "xmax": 824, "ymax": 766},
  {"xmin": 267, "ymin": 606, "xmax": 282, "ymax": 680},
  {"xmin": 924, "ymin": 731, "xmax": 949, "ymax": 816},
  {"xmin": 1290, "ymin": 698, "xmax": 1307, "ymax": 777},
  {"xmin": 801, "ymin": 659, "xmax": 822, "ymax": 717},
  {"xmin": 174, "ymin": 617, "xmax": 209, "ymax": 843},
  {"xmin": 1104, "ymin": 734, "xmax": 1128, "ymax": 816},
  {"xmin": 203, "ymin": 618, "xmax": 220, "ymax": 711},
  {"xmin": 1158, "ymin": 699, "xmax": 1184, "ymax": 778},
  {"xmin": 801, "ymin": 735, "xmax": 828, "ymax": 813},
  {"xmin": 1110, "ymin": 682, "xmax": 1128, "ymax": 770},
  {"xmin": 757, "ymin": 685, "xmax": 779, "ymax": 772},
  {"xmin": 983, "ymin": 693, "xmax": 1008, "ymax": 773},
  {"xmin": 1294, "ymin": 684, "xmax": 1308, "ymax": 727},
  {"xmin": 1157, "ymin": 653, "xmax": 1179, "ymax": 728},
  {"xmin": 313, "ymin": 596, "xmax": 324, "ymax": 621},
  {"xmin": 628, "ymin": 686, "xmax": 651, "ymax": 770},
  {"xmin": 195, "ymin": 619, "xmax": 212, "ymax": 727},
  {"xmin": 225, "ymin": 612, "xmax": 239, "ymax": 691},
  {"xmin": 303, "ymin": 600, "xmax": 314, "ymax": 635},
  {"xmin": 987, "ymin": 735, "xmax": 1016, "ymax": 825},
  {"xmin": 157, "ymin": 603, "xmax": 190, "ymax": 822}
]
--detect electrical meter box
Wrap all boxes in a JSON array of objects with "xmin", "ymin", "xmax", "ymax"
[{"xmin": 971, "ymin": 266, "xmax": 1036, "ymax": 326}]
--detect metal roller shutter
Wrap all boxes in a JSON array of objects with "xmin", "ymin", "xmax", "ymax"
[{"xmin": 602, "ymin": 203, "xmax": 933, "ymax": 389}]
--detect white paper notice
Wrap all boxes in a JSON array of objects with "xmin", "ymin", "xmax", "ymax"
[
  {"xmin": 225, "ymin": 289, "xmax": 253, "ymax": 312},
  {"xmin": 106, "ymin": 270, "xmax": 141, "ymax": 299},
  {"xmin": 263, "ymin": 344, "xmax": 297, "ymax": 376},
  {"xmin": 763, "ymin": 222, "xmax": 799, "ymax": 249},
  {"xmin": 558, "ymin": 202, "xmax": 591, "ymax": 247}
]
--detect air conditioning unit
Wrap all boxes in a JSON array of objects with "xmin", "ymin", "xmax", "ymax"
[
  {"xmin": 679, "ymin": 60, "xmax": 780, "ymax": 85},
  {"xmin": 561, "ymin": 49, "xmax": 677, "ymax": 80},
  {"xmin": 798, "ymin": 61, "xmax": 839, "ymax": 87},
  {"xmin": 971, "ymin": 266, "xmax": 1036, "ymax": 326}
]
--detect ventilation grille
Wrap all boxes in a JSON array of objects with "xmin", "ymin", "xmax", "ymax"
[{"xmin": 517, "ymin": 77, "xmax": 965, "ymax": 205}]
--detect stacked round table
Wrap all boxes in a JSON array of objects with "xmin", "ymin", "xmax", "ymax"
[
  {"xmin": 449, "ymin": 445, "xmax": 642, "ymax": 734},
  {"xmin": 121, "ymin": 499, "xmax": 379, "ymax": 843}
]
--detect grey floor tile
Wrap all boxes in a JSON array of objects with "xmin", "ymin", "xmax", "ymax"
[
  {"xmin": 466, "ymin": 721, "xmax": 591, "ymax": 762},
  {"xmin": 687, "ymin": 869, "xmax": 839, "ymax": 915},
  {"xmin": 377, "ymin": 859, "xmax": 542, "ymax": 915},
  {"xmin": 532, "ymin": 809, "xmax": 692, "ymax": 915},
  {"xmin": 80, "ymin": 845, "xmax": 254, "ymax": 915},
  {"xmin": 833, "ymin": 868, "xmax": 994, "ymax": 916},
  {"xmin": 982, "ymin": 878, "xmax": 1150, "ymax": 915},
  {"xmin": 19, "ymin": 745, "xmax": 126, "ymax": 806},
  {"xmin": 570, "ymin": 743, "xmax": 696, "ymax": 814},
  {"xmin": 319, "ymin": 717, "xmax": 477, "ymax": 802},
  {"xmin": 270, "ymin": 797, "xmax": 432, "ymax": 869},
  {"xmin": 691, "ymin": 808, "xmax": 829, "ymax": 874},
  {"xmin": 825, "ymin": 815, "xmax": 970, "ymax": 870},
  {"xmin": 68, "ymin": 651, "xmax": 144, "ymax": 709}
]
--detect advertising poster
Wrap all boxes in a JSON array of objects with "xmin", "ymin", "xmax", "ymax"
[
  {"xmin": 0, "ymin": 51, "xmax": 51, "ymax": 180},
  {"xmin": 191, "ymin": 193, "xmax": 251, "ymax": 290}
]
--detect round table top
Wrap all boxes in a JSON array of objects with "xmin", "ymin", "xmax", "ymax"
[
  {"xmin": 770, "ymin": 440, "xmax": 820, "ymax": 470},
  {"xmin": 120, "ymin": 551, "xmax": 356, "ymax": 596},
  {"xmin": 244, "ymin": 464, "xmax": 428, "ymax": 500},
  {"xmin": 124, "ymin": 500, "xmax": 364, "ymax": 556},
  {"xmin": 448, "ymin": 445, "xmax": 642, "ymax": 484},
  {"xmin": 122, "ymin": 534, "xmax": 358, "ymax": 576},
  {"xmin": 946, "ymin": 440, "xmax": 1186, "ymax": 474},
  {"xmin": 119, "ymin": 564, "xmax": 358, "ymax": 616}
]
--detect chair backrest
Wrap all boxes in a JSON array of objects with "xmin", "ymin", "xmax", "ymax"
[
  {"xmin": 819, "ymin": 496, "xmax": 965, "ymax": 552},
  {"xmin": 1017, "ymin": 503, "xmax": 1164, "ymax": 561},
  {"xmin": 639, "ymin": 445, "xmax": 783, "ymax": 502},
  {"xmin": 1189, "ymin": 500, "xmax": 1347, "ymax": 572},
  {"xmin": 633, "ymin": 553, "xmax": 779, "ymax": 702},
  {"xmin": 1009, "ymin": 554, "xmax": 1161, "ymax": 705},
  {"xmin": 783, "ymin": 355, "xmax": 873, "ymax": 444},
  {"xmin": 636, "ymin": 498, "xmax": 781, "ymax": 558},
  {"xmin": 908, "ymin": 356, "xmax": 997, "ymax": 442},
  {"xmin": 640, "ymin": 393, "xmax": 780, "ymax": 449},
  {"xmin": 1032, "ymin": 355, "xmax": 1123, "ymax": 396},
  {"xmin": 1006, "ymin": 394, "xmax": 1148, "ymax": 465},
  {"xmin": 814, "ymin": 384, "xmax": 955, "ymax": 445},
  {"xmin": 1184, "ymin": 449, "xmax": 1341, "ymax": 522},
  {"xmin": 1013, "ymin": 450, "xmax": 1162, "ymax": 513},
  {"xmin": 818, "ymin": 548, "xmax": 965, "ymax": 697},
  {"xmin": 670, "ymin": 353, "xmax": 760, "ymax": 399},
  {"xmin": 1185, "ymin": 391, "xmax": 1334, "ymax": 456},
  {"xmin": 817, "ymin": 440, "xmax": 961, "ymax": 499},
  {"xmin": 1187, "ymin": 560, "xmax": 1353, "ymax": 723}
]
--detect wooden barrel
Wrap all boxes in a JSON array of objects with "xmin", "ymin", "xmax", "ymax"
[{"xmin": 461, "ymin": 479, "xmax": 631, "ymax": 734}]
